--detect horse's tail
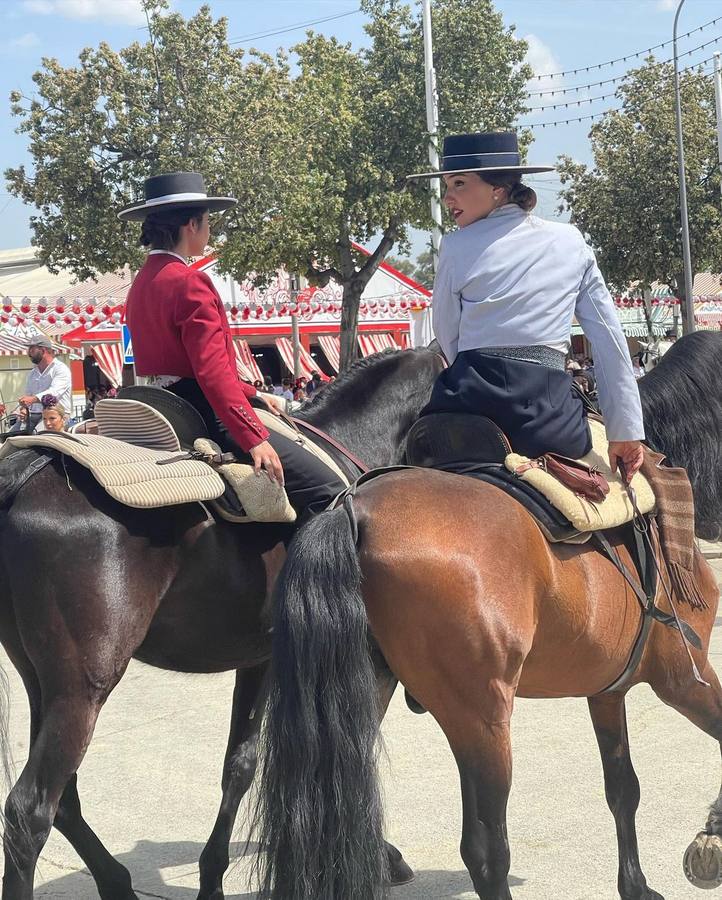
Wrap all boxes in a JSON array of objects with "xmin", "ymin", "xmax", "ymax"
[{"xmin": 254, "ymin": 503, "xmax": 387, "ymax": 900}]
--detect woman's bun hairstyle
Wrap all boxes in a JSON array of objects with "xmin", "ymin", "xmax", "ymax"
[
  {"xmin": 140, "ymin": 206, "xmax": 208, "ymax": 249},
  {"xmin": 479, "ymin": 172, "xmax": 537, "ymax": 212}
]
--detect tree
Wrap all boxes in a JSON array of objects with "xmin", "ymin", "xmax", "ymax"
[
  {"xmin": 557, "ymin": 59, "xmax": 722, "ymax": 334},
  {"xmin": 385, "ymin": 255, "xmax": 416, "ymax": 278},
  {"xmin": 7, "ymin": 0, "xmax": 531, "ymax": 368}
]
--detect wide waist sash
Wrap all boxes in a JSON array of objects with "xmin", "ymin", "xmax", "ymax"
[{"xmin": 476, "ymin": 345, "xmax": 566, "ymax": 371}]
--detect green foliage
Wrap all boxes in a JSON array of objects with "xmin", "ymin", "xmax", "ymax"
[
  {"xmin": 6, "ymin": 0, "xmax": 531, "ymax": 365},
  {"xmin": 557, "ymin": 58, "xmax": 722, "ymax": 329}
]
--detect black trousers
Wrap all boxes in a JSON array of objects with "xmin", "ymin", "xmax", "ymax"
[
  {"xmin": 421, "ymin": 350, "xmax": 592, "ymax": 459},
  {"xmin": 168, "ymin": 379, "xmax": 347, "ymax": 514}
]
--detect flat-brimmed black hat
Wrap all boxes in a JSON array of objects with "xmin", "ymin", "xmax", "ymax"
[
  {"xmin": 408, "ymin": 132, "xmax": 554, "ymax": 180},
  {"xmin": 118, "ymin": 172, "xmax": 237, "ymax": 222}
]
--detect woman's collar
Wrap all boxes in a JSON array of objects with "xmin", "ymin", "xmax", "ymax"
[
  {"xmin": 148, "ymin": 250, "xmax": 188, "ymax": 265},
  {"xmin": 487, "ymin": 203, "xmax": 524, "ymax": 220}
]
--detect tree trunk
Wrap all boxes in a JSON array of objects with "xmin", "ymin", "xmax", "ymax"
[
  {"xmin": 339, "ymin": 280, "xmax": 363, "ymax": 371},
  {"xmin": 642, "ymin": 288, "xmax": 654, "ymax": 342}
]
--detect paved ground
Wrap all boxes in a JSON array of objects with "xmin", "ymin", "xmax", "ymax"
[{"xmin": 1, "ymin": 554, "xmax": 721, "ymax": 899}]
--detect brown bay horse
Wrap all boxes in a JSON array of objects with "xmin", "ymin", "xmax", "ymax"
[
  {"xmin": 254, "ymin": 332, "xmax": 722, "ymax": 900},
  {"xmin": 0, "ymin": 348, "xmax": 446, "ymax": 900}
]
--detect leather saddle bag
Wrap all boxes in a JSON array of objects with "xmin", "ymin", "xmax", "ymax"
[{"xmin": 517, "ymin": 453, "xmax": 610, "ymax": 504}]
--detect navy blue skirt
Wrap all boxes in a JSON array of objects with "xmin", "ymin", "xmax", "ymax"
[{"xmin": 420, "ymin": 350, "xmax": 592, "ymax": 459}]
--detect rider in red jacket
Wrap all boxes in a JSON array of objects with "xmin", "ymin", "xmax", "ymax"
[{"xmin": 121, "ymin": 172, "xmax": 346, "ymax": 512}]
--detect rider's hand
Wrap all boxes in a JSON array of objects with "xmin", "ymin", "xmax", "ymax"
[
  {"xmin": 258, "ymin": 393, "xmax": 284, "ymax": 417},
  {"xmin": 18, "ymin": 395, "xmax": 37, "ymax": 407},
  {"xmin": 249, "ymin": 440, "xmax": 284, "ymax": 485},
  {"xmin": 608, "ymin": 440, "xmax": 644, "ymax": 483}
]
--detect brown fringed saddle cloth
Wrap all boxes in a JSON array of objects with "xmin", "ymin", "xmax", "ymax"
[{"xmin": 640, "ymin": 448, "xmax": 707, "ymax": 610}]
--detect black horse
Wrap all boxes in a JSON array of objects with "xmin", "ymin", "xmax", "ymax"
[{"xmin": 0, "ymin": 347, "xmax": 445, "ymax": 900}]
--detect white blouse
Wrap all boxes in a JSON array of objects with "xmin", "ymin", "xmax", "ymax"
[{"xmin": 432, "ymin": 204, "xmax": 645, "ymax": 442}]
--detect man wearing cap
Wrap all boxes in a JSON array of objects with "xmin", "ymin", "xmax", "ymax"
[{"xmin": 14, "ymin": 336, "xmax": 72, "ymax": 433}]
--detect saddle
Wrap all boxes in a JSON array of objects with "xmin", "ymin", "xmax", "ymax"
[{"xmin": 406, "ymin": 413, "xmax": 656, "ymax": 544}]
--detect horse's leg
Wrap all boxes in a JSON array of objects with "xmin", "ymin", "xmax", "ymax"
[
  {"xmin": 54, "ymin": 775, "xmax": 137, "ymax": 899},
  {"xmin": 650, "ymin": 661, "xmax": 722, "ymax": 889},
  {"xmin": 447, "ymin": 718, "xmax": 513, "ymax": 900},
  {"xmin": 0, "ymin": 624, "xmax": 137, "ymax": 899},
  {"xmin": 197, "ymin": 663, "xmax": 268, "ymax": 900},
  {"xmin": 588, "ymin": 694, "xmax": 663, "ymax": 900},
  {"xmin": 2, "ymin": 688, "xmax": 123, "ymax": 900}
]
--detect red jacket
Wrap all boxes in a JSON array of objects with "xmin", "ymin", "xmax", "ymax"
[{"xmin": 125, "ymin": 253, "xmax": 270, "ymax": 453}]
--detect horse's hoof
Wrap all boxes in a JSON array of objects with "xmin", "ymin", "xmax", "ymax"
[
  {"xmin": 388, "ymin": 857, "xmax": 415, "ymax": 887},
  {"xmin": 683, "ymin": 831, "xmax": 722, "ymax": 889},
  {"xmin": 385, "ymin": 843, "xmax": 415, "ymax": 887}
]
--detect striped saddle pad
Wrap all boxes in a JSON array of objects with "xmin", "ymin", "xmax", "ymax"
[{"xmin": 0, "ymin": 431, "xmax": 225, "ymax": 509}]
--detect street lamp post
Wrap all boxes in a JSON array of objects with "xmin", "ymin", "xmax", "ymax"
[
  {"xmin": 422, "ymin": 0, "xmax": 443, "ymax": 272},
  {"xmin": 714, "ymin": 53, "xmax": 722, "ymax": 205},
  {"xmin": 673, "ymin": 0, "xmax": 696, "ymax": 333}
]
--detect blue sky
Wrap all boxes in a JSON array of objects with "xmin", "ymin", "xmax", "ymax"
[{"xmin": 0, "ymin": 0, "xmax": 720, "ymax": 258}]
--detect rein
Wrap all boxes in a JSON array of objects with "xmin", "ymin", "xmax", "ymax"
[{"xmin": 275, "ymin": 410, "xmax": 369, "ymax": 474}]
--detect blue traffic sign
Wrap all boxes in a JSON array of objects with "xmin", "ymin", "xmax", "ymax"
[{"xmin": 121, "ymin": 324, "xmax": 134, "ymax": 365}]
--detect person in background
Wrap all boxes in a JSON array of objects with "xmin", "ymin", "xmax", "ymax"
[
  {"xmin": 280, "ymin": 378, "xmax": 294, "ymax": 402},
  {"xmin": 40, "ymin": 394, "xmax": 68, "ymax": 432},
  {"xmin": 305, "ymin": 371, "xmax": 322, "ymax": 396},
  {"xmin": 17, "ymin": 335, "xmax": 72, "ymax": 433},
  {"xmin": 632, "ymin": 355, "xmax": 645, "ymax": 379},
  {"xmin": 262, "ymin": 375, "xmax": 275, "ymax": 394}
]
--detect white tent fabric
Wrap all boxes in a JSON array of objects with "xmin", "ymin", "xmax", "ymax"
[
  {"xmin": 317, "ymin": 335, "xmax": 340, "ymax": 373},
  {"xmin": 91, "ymin": 343, "xmax": 124, "ymax": 387},
  {"xmin": 0, "ymin": 331, "xmax": 30, "ymax": 355},
  {"xmin": 357, "ymin": 333, "xmax": 399, "ymax": 357},
  {"xmin": 233, "ymin": 339, "xmax": 263, "ymax": 383},
  {"xmin": 409, "ymin": 307, "xmax": 434, "ymax": 348},
  {"xmin": 275, "ymin": 337, "xmax": 318, "ymax": 379}
]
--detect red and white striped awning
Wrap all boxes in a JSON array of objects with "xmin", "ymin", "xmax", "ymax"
[
  {"xmin": 234, "ymin": 339, "xmax": 263, "ymax": 383},
  {"xmin": 275, "ymin": 337, "xmax": 320, "ymax": 380},
  {"xmin": 0, "ymin": 331, "xmax": 30, "ymax": 355},
  {"xmin": 91, "ymin": 343, "xmax": 124, "ymax": 387},
  {"xmin": 317, "ymin": 335, "xmax": 340, "ymax": 373},
  {"xmin": 357, "ymin": 333, "xmax": 400, "ymax": 357}
]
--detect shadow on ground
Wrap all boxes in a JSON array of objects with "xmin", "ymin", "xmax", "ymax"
[
  {"xmin": 35, "ymin": 839, "xmax": 260, "ymax": 899},
  {"xmin": 35, "ymin": 839, "xmax": 525, "ymax": 899},
  {"xmin": 393, "ymin": 868, "xmax": 525, "ymax": 898}
]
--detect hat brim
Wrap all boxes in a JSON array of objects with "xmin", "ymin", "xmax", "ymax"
[
  {"xmin": 118, "ymin": 196, "xmax": 237, "ymax": 222},
  {"xmin": 407, "ymin": 164, "xmax": 555, "ymax": 180}
]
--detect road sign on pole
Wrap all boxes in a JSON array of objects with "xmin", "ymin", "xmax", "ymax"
[{"xmin": 122, "ymin": 324, "xmax": 134, "ymax": 365}]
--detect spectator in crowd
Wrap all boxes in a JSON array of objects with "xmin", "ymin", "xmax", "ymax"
[
  {"xmin": 253, "ymin": 379, "xmax": 264, "ymax": 391},
  {"xmin": 40, "ymin": 394, "xmax": 68, "ymax": 433},
  {"xmin": 280, "ymin": 378, "xmax": 294, "ymax": 402},
  {"xmin": 15, "ymin": 335, "xmax": 72, "ymax": 433},
  {"xmin": 262, "ymin": 375, "xmax": 275, "ymax": 394},
  {"xmin": 632, "ymin": 355, "xmax": 645, "ymax": 379},
  {"xmin": 293, "ymin": 383, "xmax": 306, "ymax": 403},
  {"xmin": 305, "ymin": 371, "xmax": 322, "ymax": 396}
]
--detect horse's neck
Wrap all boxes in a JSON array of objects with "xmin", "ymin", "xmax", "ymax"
[{"xmin": 302, "ymin": 401, "xmax": 399, "ymax": 470}]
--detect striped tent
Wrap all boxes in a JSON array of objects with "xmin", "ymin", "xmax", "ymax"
[
  {"xmin": 0, "ymin": 331, "xmax": 29, "ymax": 355},
  {"xmin": 234, "ymin": 339, "xmax": 263, "ymax": 383},
  {"xmin": 91, "ymin": 343, "xmax": 124, "ymax": 387},
  {"xmin": 357, "ymin": 333, "xmax": 400, "ymax": 357},
  {"xmin": 317, "ymin": 335, "xmax": 340, "ymax": 373},
  {"xmin": 275, "ymin": 337, "xmax": 321, "ymax": 380}
]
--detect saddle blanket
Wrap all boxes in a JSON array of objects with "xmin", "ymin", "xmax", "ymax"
[
  {"xmin": 0, "ymin": 432, "xmax": 225, "ymax": 509},
  {"xmin": 505, "ymin": 419, "xmax": 656, "ymax": 533}
]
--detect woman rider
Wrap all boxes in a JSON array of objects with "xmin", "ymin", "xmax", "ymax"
[
  {"xmin": 120, "ymin": 172, "xmax": 346, "ymax": 513},
  {"xmin": 409, "ymin": 132, "xmax": 645, "ymax": 480}
]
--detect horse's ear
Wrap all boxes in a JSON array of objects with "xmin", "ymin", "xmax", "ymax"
[{"xmin": 426, "ymin": 338, "xmax": 447, "ymax": 363}]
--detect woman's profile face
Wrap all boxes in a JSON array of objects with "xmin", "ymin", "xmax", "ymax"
[
  {"xmin": 42, "ymin": 409, "xmax": 65, "ymax": 432},
  {"xmin": 188, "ymin": 211, "xmax": 211, "ymax": 256},
  {"xmin": 442, "ymin": 174, "xmax": 503, "ymax": 227}
]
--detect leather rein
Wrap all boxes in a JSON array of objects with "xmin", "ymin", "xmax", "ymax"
[{"xmin": 277, "ymin": 411, "xmax": 369, "ymax": 475}]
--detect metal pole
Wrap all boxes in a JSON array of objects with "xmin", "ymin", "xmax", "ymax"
[
  {"xmin": 673, "ymin": 0, "xmax": 695, "ymax": 333},
  {"xmin": 291, "ymin": 314, "xmax": 301, "ymax": 380},
  {"xmin": 422, "ymin": 0, "xmax": 443, "ymax": 272},
  {"xmin": 714, "ymin": 53, "xmax": 722, "ymax": 205}
]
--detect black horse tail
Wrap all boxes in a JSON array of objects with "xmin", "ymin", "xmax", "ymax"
[{"xmin": 254, "ymin": 503, "xmax": 387, "ymax": 900}]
